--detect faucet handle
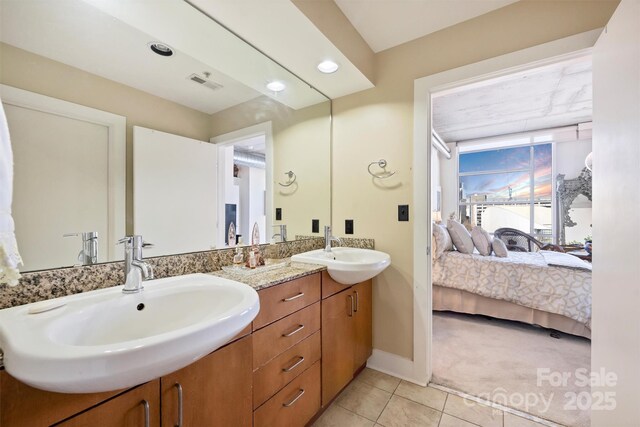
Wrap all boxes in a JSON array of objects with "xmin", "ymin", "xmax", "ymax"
[
  {"xmin": 142, "ymin": 241, "xmax": 154, "ymax": 249},
  {"xmin": 117, "ymin": 236, "xmax": 133, "ymax": 245}
]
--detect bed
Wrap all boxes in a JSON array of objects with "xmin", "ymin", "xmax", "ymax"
[{"xmin": 432, "ymin": 250, "xmax": 592, "ymax": 338}]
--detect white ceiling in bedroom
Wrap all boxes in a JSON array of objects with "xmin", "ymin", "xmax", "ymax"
[{"xmin": 432, "ymin": 57, "xmax": 593, "ymax": 143}]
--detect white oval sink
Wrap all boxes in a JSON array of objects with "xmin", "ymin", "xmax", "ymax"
[
  {"xmin": 0, "ymin": 273, "xmax": 259, "ymax": 393},
  {"xmin": 291, "ymin": 247, "xmax": 391, "ymax": 285}
]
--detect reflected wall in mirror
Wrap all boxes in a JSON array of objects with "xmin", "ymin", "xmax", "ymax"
[{"xmin": 0, "ymin": 0, "xmax": 331, "ymax": 272}]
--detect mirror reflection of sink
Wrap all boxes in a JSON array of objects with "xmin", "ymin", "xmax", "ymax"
[
  {"xmin": 0, "ymin": 273, "xmax": 259, "ymax": 393},
  {"xmin": 291, "ymin": 248, "xmax": 391, "ymax": 285}
]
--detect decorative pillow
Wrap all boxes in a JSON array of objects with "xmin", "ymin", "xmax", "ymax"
[
  {"xmin": 493, "ymin": 238, "xmax": 509, "ymax": 258},
  {"xmin": 471, "ymin": 226, "xmax": 492, "ymax": 256},
  {"xmin": 447, "ymin": 219, "xmax": 474, "ymax": 254},
  {"xmin": 433, "ymin": 224, "xmax": 453, "ymax": 258}
]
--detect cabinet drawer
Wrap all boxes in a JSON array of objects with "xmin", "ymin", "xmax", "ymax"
[
  {"xmin": 254, "ymin": 361, "xmax": 321, "ymax": 427},
  {"xmin": 253, "ymin": 302, "xmax": 320, "ymax": 370},
  {"xmin": 253, "ymin": 331, "xmax": 321, "ymax": 409},
  {"xmin": 253, "ymin": 273, "xmax": 320, "ymax": 330}
]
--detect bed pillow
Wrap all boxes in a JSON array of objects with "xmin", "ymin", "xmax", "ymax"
[
  {"xmin": 471, "ymin": 226, "xmax": 492, "ymax": 256},
  {"xmin": 493, "ymin": 238, "xmax": 508, "ymax": 258},
  {"xmin": 433, "ymin": 224, "xmax": 453, "ymax": 258},
  {"xmin": 447, "ymin": 219, "xmax": 474, "ymax": 254}
]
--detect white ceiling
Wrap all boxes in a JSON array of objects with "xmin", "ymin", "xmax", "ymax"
[
  {"xmin": 188, "ymin": 0, "xmax": 374, "ymax": 99},
  {"xmin": 334, "ymin": 0, "xmax": 518, "ymax": 52},
  {"xmin": 0, "ymin": 0, "xmax": 329, "ymax": 112},
  {"xmin": 432, "ymin": 57, "xmax": 593, "ymax": 142},
  {"xmin": 0, "ymin": 0, "xmax": 260, "ymax": 114}
]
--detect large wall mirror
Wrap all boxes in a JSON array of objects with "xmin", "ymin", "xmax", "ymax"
[{"xmin": 0, "ymin": 0, "xmax": 331, "ymax": 272}]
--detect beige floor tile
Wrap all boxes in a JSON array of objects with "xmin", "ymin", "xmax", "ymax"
[
  {"xmin": 439, "ymin": 413, "xmax": 480, "ymax": 427},
  {"xmin": 503, "ymin": 412, "xmax": 550, "ymax": 427},
  {"xmin": 444, "ymin": 395, "xmax": 503, "ymax": 427},
  {"xmin": 394, "ymin": 381, "xmax": 448, "ymax": 411},
  {"xmin": 377, "ymin": 395, "xmax": 442, "ymax": 427},
  {"xmin": 357, "ymin": 368, "xmax": 402, "ymax": 393},
  {"xmin": 335, "ymin": 380, "xmax": 393, "ymax": 421},
  {"xmin": 313, "ymin": 404, "xmax": 376, "ymax": 427}
]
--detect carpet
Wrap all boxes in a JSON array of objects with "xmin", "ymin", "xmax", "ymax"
[{"xmin": 432, "ymin": 311, "xmax": 591, "ymax": 427}]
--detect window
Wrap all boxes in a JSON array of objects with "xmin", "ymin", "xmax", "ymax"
[{"xmin": 458, "ymin": 143, "xmax": 553, "ymax": 243}]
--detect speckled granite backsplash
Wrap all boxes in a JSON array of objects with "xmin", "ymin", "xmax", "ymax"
[{"xmin": 0, "ymin": 237, "xmax": 329, "ymax": 309}]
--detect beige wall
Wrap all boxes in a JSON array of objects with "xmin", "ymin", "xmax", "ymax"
[
  {"xmin": 331, "ymin": 0, "xmax": 618, "ymax": 358},
  {"xmin": 210, "ymin": 97, "xmax": 331, "ymax": 240},
  {"xmin": 0, "ymin": 43, "xmax": 212, "ymax": 233}
]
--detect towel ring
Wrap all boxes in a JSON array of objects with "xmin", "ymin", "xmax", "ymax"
[
  {"xmin": 278, "ymin": 171, "xmax": 297, "ymax": 187},
  {"xmin": 368, "ymin": 159, "xmax": 396, "ymax": 179}
]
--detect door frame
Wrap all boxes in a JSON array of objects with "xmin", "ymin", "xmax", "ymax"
[
  {"xmin": 1, "ymin": 84, "xmax": 126, "ymax": 260},
  {"xmin": 411, "ymin": 29, "xmax": 601, "ymax": 386},
  {"xmin": 211, "ymin": 121, "xmax": 273, "ymax": 247}
]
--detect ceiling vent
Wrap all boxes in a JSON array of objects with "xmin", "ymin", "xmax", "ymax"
[{"xmin": 187, "ymin": 73, "xmax": 223, "ymax": 91}]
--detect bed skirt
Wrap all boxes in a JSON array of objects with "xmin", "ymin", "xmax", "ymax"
[{"xmin": 433, "ymin": 285, "xmax": 591, "ymax": 339}]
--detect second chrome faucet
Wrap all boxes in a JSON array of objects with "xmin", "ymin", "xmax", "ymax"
[
  {"xmin": 119, "ymin": 235, "xmax": 154, "ymax": 294},
  {"xmin": 324, "ymin": 225, "xmax": 342, "ymax": 253}
]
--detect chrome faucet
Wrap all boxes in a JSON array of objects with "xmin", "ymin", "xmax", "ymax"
[
  {"xmin": 272, "ymin": 224, "xmax": 287, "ymax": 243},
  {"xmin": 324, "ymin": 226, "xmax": 342, "ymax": 253},
  {"xmin": 119, "ymin": 235, "xmax": 154, "ymax": 294},
  {"xmin": 63, "ymin": 231, "xmax": 99, "ymax": 265}
]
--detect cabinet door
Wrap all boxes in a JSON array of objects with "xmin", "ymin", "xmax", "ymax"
[
  {"xmin": 353, "ymin": 280, "xmax": 373, "ymax": 370},
  {"xmin": 161, "ymin": 335, "xmax": 252, "ymax": 427},
  {"xmin": 58, "ymin": 380, "xmax": 160, "ymax": 427},
  {"xmin": 321, "ymin": 287, "xmax": 354, "ymax": 406}
]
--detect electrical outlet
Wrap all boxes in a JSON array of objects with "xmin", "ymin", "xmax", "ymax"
[
  {"xmin": 312, "ymin": 219, "xmax": 319, "ymax": 233},
  {"xmin": 398, "ymin": 205, "xmax": 409, "ymax": 221},
  {"xmin": 345, "ymin": 219, "xmax": 354, "ymax": 234},
  {"xmin": 275, "ymin": 208, "xmax": 282, "ymax": 221}
]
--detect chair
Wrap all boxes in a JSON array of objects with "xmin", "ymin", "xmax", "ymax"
[{"xmin": 493, "ymin": 228, "xmax": 545, "ymax": 252}]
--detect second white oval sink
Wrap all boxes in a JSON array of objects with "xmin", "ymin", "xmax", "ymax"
[
  {"xmin": 291, "ymin": 247, "xmax": 391, "ymax": 285},
  {"xmin": 0, "ymin": 273, "xmax": 259, "ymax": 393}
]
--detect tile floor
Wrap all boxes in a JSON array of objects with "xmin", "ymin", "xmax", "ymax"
[{"xmin": 313, "ymin": 368, "xmax": 554, "ymax": 427}]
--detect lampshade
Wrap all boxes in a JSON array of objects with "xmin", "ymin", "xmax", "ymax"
[{"xmin": 585, "ymin": 152, "xmax": 593, "ymax": 171}]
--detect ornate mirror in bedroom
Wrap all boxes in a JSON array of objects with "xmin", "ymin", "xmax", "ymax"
[{"xmin": 556, "ymin": 167, "xmax": 592, "ymax": 245}]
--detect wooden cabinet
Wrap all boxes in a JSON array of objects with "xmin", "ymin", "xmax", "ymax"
[
  {"xmin": 254, "ymin": 362, "xmax": 321, "ymax": 427},
  {"xmin": 353, "ymin": 280, "xmax": 373, "ymax": 369},
  {"xmin": 321, "ymin": 278, "xmax": 373, "ymax": 406},
  {"xmin": 160, "ymin": 335, "xmax": 252, "ymax": 427},
  {"xmin": 0, "ymin": 271, "xmax": 373, "ymax": 426},
  {"xmin": 58, "ymin": 380, "xmax": 160, "ymax": 427},
  {"xmin": 0, "ymin": 371, "xmax": 123, "ymax": 426}
]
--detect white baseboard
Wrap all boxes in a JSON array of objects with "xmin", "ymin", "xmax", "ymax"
[{"xmin": 366, "ymin": 349, "xmax": 427, "ymax": 386}]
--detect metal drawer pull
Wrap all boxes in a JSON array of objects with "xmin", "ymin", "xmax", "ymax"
[
  {"xmin": 348, "ymin": 295, "xmax": 354, "ymax": 317},
  {"xmin": 282, "ymin": 324, "xmax": 305, "ymax": 337},
  {"xmin": 174, "ymin": 382, "xmax": 183, "ymax": 427},
  {"xmin": 354, "ymin": 290, "xmax": 359, "ymax": 313},
  {"xmin": 283, "ymin": 292, "xmax": 304, "ymax": 302},
  {"xmin": 283, "ymin": 389, "xmax": 305, "ymax": 407},
  {"xmin": 283, "ymin": 356, "xmax": 305, "ymax": 372},
  {"xmin": 141, "ymin": 400, "xmax": 150, "ymax": 427}
]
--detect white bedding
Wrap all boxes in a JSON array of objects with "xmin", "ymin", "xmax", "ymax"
[{"xmin": 432, "ymin": 251, "xmax": 592, "ymax": 328}]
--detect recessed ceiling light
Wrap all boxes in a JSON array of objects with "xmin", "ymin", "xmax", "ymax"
[
  {"xmin": 149, "ymin": 42, "xmax": 174, "ymax": 57},
  {"xmin": 317, "ymin": 60, "xmax": 339, "ymax": 74},
  {"xmin": 266, "ymin": 81, "xmax": 286, "ymax": 92}
]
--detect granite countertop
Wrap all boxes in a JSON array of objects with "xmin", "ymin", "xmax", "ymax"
[{"xmin": 208, "ymin": 260, "xmax": 325, "ymax": 291}]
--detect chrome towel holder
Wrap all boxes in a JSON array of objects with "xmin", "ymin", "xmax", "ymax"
[
  {"xmin": 368, "ymin": 159, "xmax": 396, "ymax": 179},
  {"xmin": 278, "ymin": 171, "xmax": 297, "ymax": 187}
]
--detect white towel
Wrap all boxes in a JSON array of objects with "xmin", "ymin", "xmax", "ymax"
[{"xmin": 0, "ymin": 98, "xmax": 23, "ymax": 286}]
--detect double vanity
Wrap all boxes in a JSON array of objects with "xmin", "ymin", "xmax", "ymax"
[{"xmin": 0, "ymin": 247, "xmax": 390, "ymax": 426}]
